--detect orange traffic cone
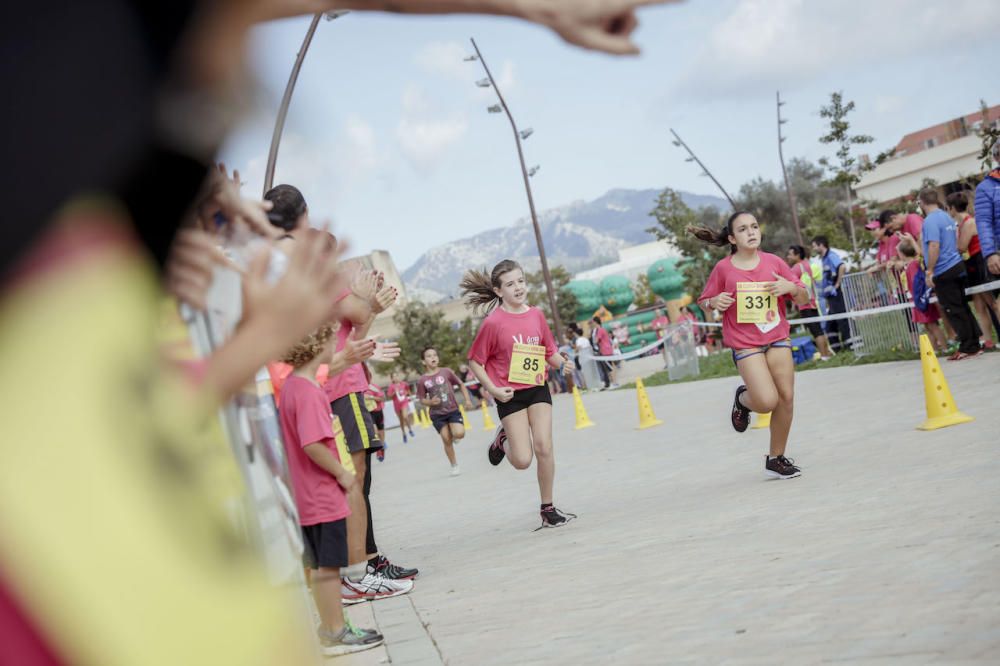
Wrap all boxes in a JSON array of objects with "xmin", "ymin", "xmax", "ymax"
[
  {"xmin": 634, "ymin": 378, "xmax": 663, "ymax": 429},
  {"xmin": 572, "ymin": 386, "xmax": 595, "ymax": 429},
  {"xmin": 481, "ymin": 400, "xmax": 496, "ymax": 430},
  {"xmin": 751, "ymin": 412, "xmax": 771, "ymax": 429},
  {"xmin": 916, "ymin": 334, "xmax": 973, "ymax": 430}
]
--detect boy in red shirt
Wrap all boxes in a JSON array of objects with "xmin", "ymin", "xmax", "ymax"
[
  {"xmin": 417, "ymin": 348, "xmax": 474, "ymax": 476},
  {"xmin": 693, "ymin": 212, "xmax": 810, "ymax": 480},
  {"xmin": 277, "ymin": 324, "xmax": 383, "ymax": 656}
]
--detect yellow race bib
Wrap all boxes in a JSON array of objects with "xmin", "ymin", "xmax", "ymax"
[
  {"xmin": 507, "ymin": 342, "xmax": 547, "ymax": 386},
  {"xmin": 736, "ymin": 282, "xmax": 778, "ymax": 325}
]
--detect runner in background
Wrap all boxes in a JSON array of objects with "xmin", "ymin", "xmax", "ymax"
[
  {"xmin": 692, "ymin": 212, "xmax": 810, "ymax": 480},
  {"xmin": 362, "ymin": 364, "xmax": 388, "ymax": 461},
  {"xmin": 590, "ymin": 316, "xmax": 618, "ymax": 389},
  {"xmin": 387, "ymin": 372, "xmax": 417, "ymax": 443},
  {"xmin": 417, "ymin": 348, "xmax": 474, "ymax": 477},
  {"xmin": 459, "ymin": 362, "xmax": 485, "ymax": 405},
  {"xmin": 461, "ymin": 260, "xmax": 576, "ymax": 528},
  {"xmin": 786, "ymin": 245, "xmax": 834, "ymax": 360}
]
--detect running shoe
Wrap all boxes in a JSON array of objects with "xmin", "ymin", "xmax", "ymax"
[
  {"xmin": 343, "ymin": 572, "xmax": 413, "ymax": 601},
  {"xmin": 731, "ymin": 385, "xmax": 750, "ymax": 432},
  {"xmin": 764, "ymin": 455, "xmax": 801, "ymax": 480},
  {"xmin": 450, "ymin": 464, "xmax": 461, "ymax": 477},
  {"xmin": 373, "ymin": 555, "xmax": 419, "ymax": 580},
  {"xmin": 376, "ymin": 449, "xmax": 385, "ymax": 462},
  {"xmin": 408, "ymin": 429, "xmax": 416, "ymax": 438},
  {"xmin": 340, "ymin": 579, "xmax": 368, "ymax": 606},
  {"xmin": 947, "ymin": 350, "xmax": 982, "ymax": 361},
  {"xmin": 488, "ymin": 425, "xmax": 507, "ymax": 466},
  {"xmin": 403, "ymin": 432, "xmax": 408, "ymax": 444},
  {"xmin": 317, "ymin": 624, "xmax": 384, "ymax": 656},
  {"xmin": 537, "ymin": 505, "xmax": 577, "ymax": 530}
]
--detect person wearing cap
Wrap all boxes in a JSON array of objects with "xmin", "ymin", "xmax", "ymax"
[
  {"xmin": 974, "ymin": 139, "xmax": 1000, "ymax": 276},
  {"xmin": 865, "ymin": 217, "xmax": 901, "ymax": 273}
]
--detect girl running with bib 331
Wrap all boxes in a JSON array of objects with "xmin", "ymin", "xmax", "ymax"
[
  {"xmin": 461, "ymin": 260, "xmax": 575, "ymax": 528},
  {"xmin": 690, "ymin": 212, "xmax": 810, "ymax": 480}
]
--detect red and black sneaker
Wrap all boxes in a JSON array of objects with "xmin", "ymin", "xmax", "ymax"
[
  {"xmin": 536, "ymin": 504, "xmax": 577, "ymax": 530},
  {"xmin": 373, "ymin": 555, "xmax": 419, "ymax": 580},
  {"xmin": 488, "ymin": 425, "xmax": 507, "ymax": 466},
  {"xmin": 731, "ymin": 385, "xmax": 750, "ymax": 432}
]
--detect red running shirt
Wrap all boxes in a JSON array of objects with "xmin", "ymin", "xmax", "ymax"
[{"xmin": 467, "ymin": 306, "xmax": 558, "ymax": 391}]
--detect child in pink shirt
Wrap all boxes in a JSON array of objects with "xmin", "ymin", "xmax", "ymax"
[
  {"xmin": 693, "ymin": 212, "xmax": 810, "ymax": 480},
  {"xmin": 276, "ymin": 324, "xmax": 383, "ymax": 656},
  {"xmin": 461, "ymin": 259, "xmax": 575, "ymax": 529},
  {"xmin": 897, "ymin": 240, "xmax": 947, "ymax": 352},
  {"xmin": 387, "ymin": 372, "xmax": 416, "ymax": 442}
]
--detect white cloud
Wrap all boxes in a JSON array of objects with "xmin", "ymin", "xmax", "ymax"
[
  {"xmin": 415, "ymin": 40, "xmax": 473, "ymax": 80},
  {"xmin": 874, "ymin": 95, "xmax": 906, "ymax": 115},
  {"xmin": 396, "ymin": 84, "xmax": 468, "ymax": 171},
  {"xmin": 671, "ymin": 0, "xmax": 1000, "ymax": 100}
]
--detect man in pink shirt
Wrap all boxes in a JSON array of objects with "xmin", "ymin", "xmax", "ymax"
[
  {"xmin": 589, "ymin": 316, "xmax": 618, "ymax": 389},
  {"xmin": 650, "ymin": 308, "xmax": 671, "ymax": 368}
]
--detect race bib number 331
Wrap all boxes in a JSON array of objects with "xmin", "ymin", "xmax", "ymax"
[
  {"xmin": 507, "ymin": 343, "xmax": 546, "ymax": 386},
  {"xmin": 736, "ymin": 282, "xmax": 777, "ymax": 325}
]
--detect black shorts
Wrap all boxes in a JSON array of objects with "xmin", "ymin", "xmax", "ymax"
[
  {"xmin": 370, "ymin": 409, "xmax": 384, "ymax": 430},
  {"xmin": 301, "ymin": 518, "xmax": 348, "ymax": 569},
  {"xmin": 330, "ymin": 392, "xmax": 382, "ymax": 452},
  {"xmin": 797, "ymin": 308, "xmax": 824, "ymax": 338},
  {"xmin": 430, "ymin": 410, "xmax": 463, "ymax": 433},
  {"xmin": 496, "ymin": 385, "xmax": 552, "ymax": 421},
  {"xmin": 965, "ymin": 255, "xmax": 986, "ymax": 288}
]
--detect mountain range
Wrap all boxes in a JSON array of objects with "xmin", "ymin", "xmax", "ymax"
[{"xmin": 401, "ymin": 188, "xmax": 727, "ymax": 302}]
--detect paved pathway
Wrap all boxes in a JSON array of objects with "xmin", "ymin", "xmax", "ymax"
[{"xmin": 337, "ymin": 353, "xmax": 999, "ymax": 665}]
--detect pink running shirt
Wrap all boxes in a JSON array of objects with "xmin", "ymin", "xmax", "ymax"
[
  {"xmin": 467, "ymin": 306, "xmax": 558, "ymax": 391},
  {"xmin": 698, "ymin": 252, "xmax": 804, "ymax": 350},
  {"xmin": 323, "ymin": 290, "xmax": 367, "ymax": 403},
  {"xmin": 278, "ymin": 375, "xmax": 352, "ymax": 526}
]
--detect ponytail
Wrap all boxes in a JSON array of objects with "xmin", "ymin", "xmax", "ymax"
[
  {"xmin": 459, "ymin": 258, "xmax": 523, "ymax": 315},
  {"xmin": 686, "ymin": 210, "xmax": 753, "ymax": 255}
]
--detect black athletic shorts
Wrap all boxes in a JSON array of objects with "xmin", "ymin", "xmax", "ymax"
[
  {"xmin": 370, "ymin": 409, "xmax": 384, "ymax": 430},
  {"xmin": 797, "ymin": 308, "xmax": 824, "ymax": 338},
  {"xmin": 430, "ymin": 409, "xmax": 463, "ymax": 433},
  {"xmin": 965, "ymin": 254, "xmax": 986, "ymax": 288},
  {"xmin": 301, "ymin": 518, "xmax": 348, "ymax": 569},
  {"xmin": 496, "ymin": 384, "xmax": 552, "ymax": 421},
  {"xmin": 330, "ymin": 392, "xmax": 382, "ymax": 452}
]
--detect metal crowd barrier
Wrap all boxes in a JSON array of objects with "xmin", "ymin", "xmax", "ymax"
[{"xmin": 838, "ymin": 267, "xmax": 920, "ymax": 356}]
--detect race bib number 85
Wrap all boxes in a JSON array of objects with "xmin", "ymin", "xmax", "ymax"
[{"xmin": 507, "ymin": 343, "xmax": 546, "ymax": 386}]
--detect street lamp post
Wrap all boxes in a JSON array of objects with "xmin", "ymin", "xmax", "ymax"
[
  {"xmin": 669, "ymin": 128, "xmax": 735, "ymax": 210},
  {"xmin": 467, "ymin": 38, "xmax": 564, "ymax": 337},
  {"xmin": 263, "ymin": 11, "xmax": 348, "ymax": 195}
]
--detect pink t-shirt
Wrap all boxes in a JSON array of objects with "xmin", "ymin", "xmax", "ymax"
[
  {"xmin": 650, "ymin": 315, "xmax": 671, "ymax": 338},
  {"xmin": 387, "ymin": 381, "xmax": 410, "ymax": 411},
  {"xmin": 416, "ymin": 367, "xmax": 463, "ymax": 416},
  {"xmin": 278, "ymin": 375, "xmax": 351, "ymax": 527},
  {"xmin": 698, "ymin": 252, "xmax": 805, "ymax": 350},
  {"xmin": 467, "ymin": 306, "xmax": 559, "ymax": 391},
  {"xmin": 364, "ymin": 383, "xmax": 385, "ymax": 412},
  {"xmin": 323, "ymin": 290, "xmax": 367, "ymax": 403},
  {"xmin": 903, "ymin": 213, "xmax": 923, "ymax": 239},
  {"xmin": 877, "ymin": 234, "xmax": 901, "ymax": 264},
  {"xmin": 593, "ymin": 325, "xmax": 613, "ymax": 355}
]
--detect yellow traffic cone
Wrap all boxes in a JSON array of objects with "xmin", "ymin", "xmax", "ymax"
[
  {"xmin": 572, "ymin": 386, "xmax": 595, "ymax": 430},
  {"xmin": 460, "ymin": 405, "xmax": 471, "ymax": 430},
  {"xmin": 481, "ymin": 400, "xmax": 496, "ymax": 430},
  {"xmin": 420, "ymin": 409, "xmax": 430, "ymax": 429},
  {"xmin": 751, "ymin": 412, "xmax": 771, "ymax": 429},
  {"xmin": 635, "ymin": 378, "xmax": 663, "ymax": 429},
  {"xmin": 916, "ymin": 333, "xmax": 973, "ymax": 430}
]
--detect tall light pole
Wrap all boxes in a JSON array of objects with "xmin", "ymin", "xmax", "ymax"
[
  {"xmin": 263, "ymin": 11, "xmax": 349, "ymax": 195},
  {"xmin": 669, "ymin": 128, "xmax": 735, "ymax": 210},
  {"xmin": 777, "ymin": 91, "xmax": 803, "ymax": 246},
  {"xmin": 466, "ymin": 38, "xmax": 563, "ymax": 336}
]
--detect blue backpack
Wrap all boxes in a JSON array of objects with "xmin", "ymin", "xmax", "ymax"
[{"xmin": 912, "ymin": 265, "xmax": 932, "ymax": 312}]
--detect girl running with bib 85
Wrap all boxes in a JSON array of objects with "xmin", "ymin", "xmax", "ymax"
[
  {"xmin": 461, "ymin": 260, "xmax": 576, "ymax": 528},
  {"xmin": 690, "ymin": 212, "xmax": 810, "ymax": 480}
]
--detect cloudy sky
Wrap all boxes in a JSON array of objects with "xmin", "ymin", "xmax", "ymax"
[{"xmin": 220, "ymin": 0, "xmax": 1000, "ymax": 270}]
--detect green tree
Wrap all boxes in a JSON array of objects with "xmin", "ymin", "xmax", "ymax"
[
  {"xmin": 632, "ymin": 273, "xmax": 657, "ymax": 307},
  {"xmin": 976, "ymin": 98, "xmax": 1000, "ymax": 172},
  {"xmin": 525, "ymin": 266, "xmax": 578, "ymax": 332},
  {"xmin": 391, "ymin": 301, "xmax": 477, "ymax": 377},
  {"xmin": 647, "ymin": 188, "xmax": 727, "ymax": 298},
  {"xmin": 818, "ymin": 91, "xmax": 894, "ymax": 257}
]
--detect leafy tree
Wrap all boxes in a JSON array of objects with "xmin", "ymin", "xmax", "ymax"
[
  {"xmin": 647, "ymin": 188, "xmax": 727, "ymax": 298},
  {"xmin": 818, "ymin": 91, "xmax": 894, "ymax": 256},
  {"xmin": 976, "ymin": 98, "xmax": 1000, "ymax": 172},
  {"xmin": 525, "ymin": 265, "xmax": 578, "ymax": 332},
  {"xmin": 391, "ymin": 301, "xmax": 477, "ymax": 377}
]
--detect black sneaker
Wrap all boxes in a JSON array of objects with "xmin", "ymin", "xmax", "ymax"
[
  {"xmin": 731, "ymin": 385, "xmax": 750, "ymax": 432},
  {"xmin": 764, "ymin": 455, "xmax": 801, "ymax": 480},
  {"xmin": 488, "ymin": 425, "xmax": 507, "ymax": 466},
  {"xmin": 536, "ymin": 505, "xmax": 577, "ymax": 530},
  {"xmin": 373, "ymin": 555, "xmax": 419, "ymax": 580}
]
